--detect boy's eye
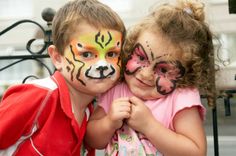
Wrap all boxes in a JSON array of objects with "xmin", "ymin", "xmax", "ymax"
[
  {"xmin": 81, "ymin": 51, "xmax": 96, "ymax": 58},
  {"xmin": 106, "ymin": 51, "xmax": 119, "ymax": 58}
]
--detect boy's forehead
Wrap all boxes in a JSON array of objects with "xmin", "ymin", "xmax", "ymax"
[
  {"xmin": 77, "ymin": 29, "xmax": 121, "ymax": 40},
  {"xmin": 71, "ymin": 29, "xmax": 122, "ymax": 48}
]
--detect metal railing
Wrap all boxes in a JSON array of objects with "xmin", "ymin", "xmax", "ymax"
[{"xmin": 0, "ymin": 8, "xmax": 55, "ymax": 82}]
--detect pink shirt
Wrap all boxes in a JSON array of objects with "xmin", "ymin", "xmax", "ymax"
[{"xmin": 98, "ymin": 82, "xmax": 205, "ymax": 155}]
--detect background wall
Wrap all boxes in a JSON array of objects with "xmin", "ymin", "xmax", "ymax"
[
  {"xmin": 0, "ymin": 1, "xmax": 236, "ymax": 155},
  {"xmin": 1, "ymin": 0, "xmax": 236, "ymax": 49}
]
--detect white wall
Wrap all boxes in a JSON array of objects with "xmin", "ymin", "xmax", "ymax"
[{"xmin": 1, "ymin": 0, "xmax": 236, "ymax": 50}]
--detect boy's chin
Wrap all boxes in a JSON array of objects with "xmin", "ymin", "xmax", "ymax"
[{"xmin": 84, "ymin": 81, "xmax": 116, "ymax": 94}]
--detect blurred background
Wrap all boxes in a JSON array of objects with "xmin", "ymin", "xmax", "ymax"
[{"xmin": 0, "ymin": 0, "xmax": 236, "ymax": 155}]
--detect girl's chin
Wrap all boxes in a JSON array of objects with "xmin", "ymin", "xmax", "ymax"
[{"xmin": 132, "ymin": 90, "xmax": 164, "ymax": 100}]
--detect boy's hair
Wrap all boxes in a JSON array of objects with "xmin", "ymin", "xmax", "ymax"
[
  {"xmin": 52, "ymin": 0, "xmax": 126, "ymax": 54},
  {"xmin": 123, "ymin": 0, "xmax": 216, "ymax": 106}
]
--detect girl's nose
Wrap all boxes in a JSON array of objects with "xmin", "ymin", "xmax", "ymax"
[{"xmin": 139, "ymin": 66, "xmax": 155, "ymax": 81}]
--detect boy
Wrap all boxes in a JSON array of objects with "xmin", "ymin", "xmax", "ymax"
[{"xmin": 0, "ymin": 0, "xmax": 125, "ymax": 155}]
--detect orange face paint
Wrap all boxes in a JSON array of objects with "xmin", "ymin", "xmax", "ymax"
[{"xmin": 64, "ymin": 29, "xmax": 122, "ymax": 85}]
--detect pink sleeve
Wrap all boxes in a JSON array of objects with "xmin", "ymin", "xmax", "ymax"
[{"xmin": 170, "ymin": 88, "xmax": 206, "ymax": 129}]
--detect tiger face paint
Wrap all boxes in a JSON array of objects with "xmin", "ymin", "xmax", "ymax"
[{"xmin": 63, "ymin": 29, "xmax": 122, "ymax": 89}]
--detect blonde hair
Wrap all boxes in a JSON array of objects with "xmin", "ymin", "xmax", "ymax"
[
  {"xmin": 123, "ymin": 0, "xmax": 216, "ymax": 107},
  {"xmin": 52, "ymin": 0, "xmax": 126, "ymax": 54}
]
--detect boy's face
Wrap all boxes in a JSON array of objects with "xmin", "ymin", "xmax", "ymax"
[
  {"xmin": 124, "ymin": 30, "xmax": 185, "ymax": 100},
  {"xmin": 61, "ymin": 23, "xmax": 122, "ymax": 95}
]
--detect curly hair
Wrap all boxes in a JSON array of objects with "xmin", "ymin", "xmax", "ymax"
[{"xmin": 123, "ymin": 0, "xmax": 216, "ymax": 107}]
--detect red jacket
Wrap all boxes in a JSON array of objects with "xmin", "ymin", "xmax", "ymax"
[{"xmin": 0, "ymin": 71, "xmax": 94, "ymax": 156}]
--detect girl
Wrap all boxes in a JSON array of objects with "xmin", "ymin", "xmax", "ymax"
[{"xmin": 86, "ymin": 0, "xmax": 214, "ymax": 155}]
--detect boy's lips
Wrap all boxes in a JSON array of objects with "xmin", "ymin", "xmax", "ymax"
[{"xmin": 90, "ymin": 76, "xmax": 115, "ymax": 83}]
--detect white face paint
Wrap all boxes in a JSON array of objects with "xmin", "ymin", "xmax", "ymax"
[{"xmin": 85, "ymin": 60, "xmax": 116, "ymax": 80}]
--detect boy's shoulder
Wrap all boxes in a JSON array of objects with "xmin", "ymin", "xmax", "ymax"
[
  {"xmin": 27, "ymin": 77, "xmax": 58, "ymax": 91},
  {"xmin": 2, "ymin": 76, "xmax": 58, "ymax": 101}
]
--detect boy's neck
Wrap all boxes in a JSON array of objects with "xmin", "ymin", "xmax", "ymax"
[
  {"xmin": 69, "ymin": 86, "xmax": 94, "ymax": 125},
  {"xmin": 69, "ymin": 87, "xmax": 94, "ymax": 110}
]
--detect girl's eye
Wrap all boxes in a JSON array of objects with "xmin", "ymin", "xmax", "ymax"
[
  {"xmin": 81, "ymin": 51, "xmax": 95, "ymax": 58},
  {"xmin": 155, "ymin": 63, "xmax": 169, "ymax": 75},
  {"xmin": 160, "ymin": 67, "xmax": 167, "ymax": 73},
  {"xmin": 138, "ymin": 55, "xmax": 145, "ymax": 61},
  {"xmin": 106, "ymin": 51, "xmax": 119, "ymax": 58}
]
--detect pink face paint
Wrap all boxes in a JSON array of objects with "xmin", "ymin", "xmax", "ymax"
[
  {"xmin": 125, "ymin": 43, "xmax": 149, "ymax": 74},
  {"xmin": 155, "ymin": 61, "xmax": 185, "ymax": 95},
  {"xmin": 125, "ymin": 43, "xmax": 185, "ymax": 95}
]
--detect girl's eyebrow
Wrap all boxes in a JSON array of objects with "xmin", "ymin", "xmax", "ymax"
[{"xmin": 153, "ymin": 54, "xmax": 171, "ymax": 61}]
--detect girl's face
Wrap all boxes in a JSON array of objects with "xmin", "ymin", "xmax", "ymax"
[
  {"xmin": 125, "ymin": 31, "xmax": 185, "ymax": 100},
  {"xmin": 61, "ymin": 22, "xmax": 122, "ymax": 95}
]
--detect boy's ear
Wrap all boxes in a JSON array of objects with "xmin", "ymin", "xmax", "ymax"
[{"xmin": 48, "ymin": 45, "xmax": 63, "ymax": 70}]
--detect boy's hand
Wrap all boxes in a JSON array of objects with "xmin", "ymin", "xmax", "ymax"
[
  {"xmin": 107, "ymin": 97, "xmax": 131, "ymax": 130},
  {"xmin": 127, "ymin": 96, "xmax": 154, "ymax": 134}
]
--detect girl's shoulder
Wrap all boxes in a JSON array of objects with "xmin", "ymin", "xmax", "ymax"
[
  {"xmin": 171, "ymin": 87, "xmax": 201, "ymax": 101},
  {"xmin": 170, "ymin": 87, "xmax": 206, "ymax": 120}
]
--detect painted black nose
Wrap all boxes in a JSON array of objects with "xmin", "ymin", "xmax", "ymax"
[{"xmin": 96, "ymin": 66, "xmax": 108, "ymax": 72}]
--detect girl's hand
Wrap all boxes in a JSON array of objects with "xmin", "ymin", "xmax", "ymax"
[
  {"xmin": 126, "ymin": 96, "xmax": 155, "ymax": 134},
  {"xmin": 107, "ymin": 97, "xmax": 131, "ymax": 130}
]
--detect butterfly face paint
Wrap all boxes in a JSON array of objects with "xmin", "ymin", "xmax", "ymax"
[
  {"xmin": 125, "ymin": 43, "xmax": 185, "ymax": 95},
  {"xmin": 64, "ymin": 29, "xmax": 122, "ymax": 86}
]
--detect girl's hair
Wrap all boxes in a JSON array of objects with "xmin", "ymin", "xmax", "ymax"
[
  {"xmin": 123, "ymin": 0, "xmax": 216, "ymax": 107},
  {"xmin": 52, "ymin": 0, "xmax": 126, "ymax": 54}
]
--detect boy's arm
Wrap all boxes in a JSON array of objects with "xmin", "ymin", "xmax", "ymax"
[
  {"xmin": 0, "ymin": 85, "xmax": 48, "ymax": 149},
  {"xmin": 85, "ymin": 97, "xmax": 131, "ymax": 149},
  {"xmin": 85, "ymin": 106, "xmax": 117, "ymax": 149}
]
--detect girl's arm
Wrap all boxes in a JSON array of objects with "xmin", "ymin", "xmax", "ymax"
[
  {"xmin": 85, "ymin": 97, "xmax": 131, "ymax": 149},
  {"xmin": 128, "ymin": 97, "xmax": 206, "ymax": 156}
]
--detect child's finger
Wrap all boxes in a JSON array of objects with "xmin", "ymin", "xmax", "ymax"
[
  {"xmin": 129, "ymin": 96, "xmax": 143, "ymax": 105},
  {"xmin": 115, "ymin": 97, "xmax": 130, "ymax": 102},
  {"xmin": 118, "ymin": 104, "xmax": 131, "ymax": 113},
  {"xmin": 121, "ymin": 111, "xmax": 130, "ymax": 119}
]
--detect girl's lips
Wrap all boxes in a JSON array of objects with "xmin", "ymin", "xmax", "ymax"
[{"xmin": 135, "ymin": 77, "xmax": 153, "ymax": 87}]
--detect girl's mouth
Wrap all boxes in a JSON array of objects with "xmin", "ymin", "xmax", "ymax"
[{"xmin": 135, "ymin": 77, "xmax": 153, "ymax": 87}]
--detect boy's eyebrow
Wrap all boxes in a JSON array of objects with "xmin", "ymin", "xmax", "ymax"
[
  {"xmin": 107, "ymin": 46, "xmax": 121, "ymax": 51},
  {"xmin": 77, "ymin": 44, "xmax": 97, "ymax": 51},
  {"xmin": 78, "ymin": 43, "xmax": 120, "ymax": 51}
]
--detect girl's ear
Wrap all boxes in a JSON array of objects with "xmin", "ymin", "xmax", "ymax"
[{"xmin": 48, "ymin": 45, "xmax": 63, "ymax": 71}]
